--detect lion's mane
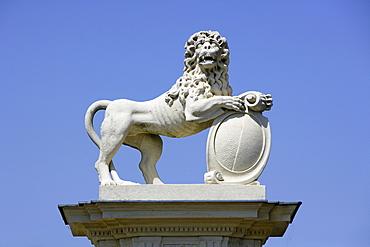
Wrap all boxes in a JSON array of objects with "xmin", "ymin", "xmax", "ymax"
[{"xmin": 165, "ymin": 31, "xmax": 232, "ymax": 106}]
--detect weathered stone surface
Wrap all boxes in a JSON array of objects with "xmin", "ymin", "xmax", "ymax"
[
  {"xmin": 84, "ymin": 31, "xmax": 272, "ymax": 186},
  {"xmin": 99, "ymin": 184, "xmax": 266, "ymax": 201},
  {"xmin": 59, "ymin": 200, "xmax": 301, "ymax": 247}
]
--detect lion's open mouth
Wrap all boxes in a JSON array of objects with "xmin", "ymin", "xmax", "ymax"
[{"xmin": 199, "ymin": 54, "xmax": 216, "ymax": 65}]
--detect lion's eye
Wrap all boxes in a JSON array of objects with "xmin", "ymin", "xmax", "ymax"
[{"xmin": 196, "ymin": 40, "xmax": 204, "ymax": 47}]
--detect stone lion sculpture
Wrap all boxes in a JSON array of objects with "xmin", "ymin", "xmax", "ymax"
[{"xmin": 85, "ymin": 31, "xmax": 272, "ymax": 186}]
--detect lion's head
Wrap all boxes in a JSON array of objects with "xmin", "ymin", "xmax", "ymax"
[{"xmin": 165, "ymin": 31, "xmax": 232, "ymax": 106}]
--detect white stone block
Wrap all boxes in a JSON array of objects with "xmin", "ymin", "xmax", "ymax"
[{"xmin": 99, "ymin": 184, "xmax": 266, "ymax": 201}]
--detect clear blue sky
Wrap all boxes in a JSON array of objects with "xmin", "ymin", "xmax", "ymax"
[{"xmin": 1, "ymin": 1, "xmax": 369, "ymax": 246}]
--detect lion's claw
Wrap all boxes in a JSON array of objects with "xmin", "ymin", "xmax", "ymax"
[{"xmin": 223, "ymin": 96, "xmax": 246, "ymax": 112}]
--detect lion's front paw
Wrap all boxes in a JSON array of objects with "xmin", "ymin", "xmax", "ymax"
[
  {"xmin": 242, "ymin": 91, "xmax": 273, "ymax": 112},
  {"xmin": 223, "ymin": 96, "xmax": 246, "ymax": 112},
  {"xmin": 262, "ymin": 94, "xmax": 273, "ymax": 111}
]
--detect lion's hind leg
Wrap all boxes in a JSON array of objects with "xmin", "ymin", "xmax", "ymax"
[
  {"xmin": 95, "ymin": 115, "xmax": 132, "ymax": 186},
  {"xmin": 109, "ymin": 161, "xmax": 139, "ymax": 185},
  {"xmin": 124, "ymin": 134, "xmax": 164, "ymax": 184}
]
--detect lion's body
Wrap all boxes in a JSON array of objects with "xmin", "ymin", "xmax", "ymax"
[
  {"xmin": 86, "ymin": 31, "xmax": 246, "ymax": 186},
  {"xmin": 111, "ymin": 95, "xmax": 214, "ymax": 139}
]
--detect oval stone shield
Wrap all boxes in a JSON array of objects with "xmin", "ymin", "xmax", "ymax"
[{"xmin": 206, "ymin": 111, "xmax": 271, "ymax": 185}]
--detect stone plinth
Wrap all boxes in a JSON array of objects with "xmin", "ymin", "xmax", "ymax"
[
  {"xmin": 99, "ymin": 184, "xmax": 266, "ymax": 201},
  {"xmin": 59, "ymin": 185, "xmax": 301, "ymax": 247}
]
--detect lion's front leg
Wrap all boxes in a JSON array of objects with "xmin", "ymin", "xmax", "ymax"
[{"xmin": 184, "ymin": 96, "xmax": 245, "ymax": 123}]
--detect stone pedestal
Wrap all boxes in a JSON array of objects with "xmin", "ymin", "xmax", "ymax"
[
  {"xmin": 99, "ymin": 184, "xmax": 266, "ymax": 201},
  {"xmin": 59, "ymin": 185, "xmax": 301, "ymax": 247}
]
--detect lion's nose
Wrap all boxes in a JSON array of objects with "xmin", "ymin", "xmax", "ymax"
[{"xmin": 203, "ymin": 41, "xmax": 211, "ymax": 49}]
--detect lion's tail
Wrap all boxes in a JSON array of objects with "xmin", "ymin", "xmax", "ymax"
[{"xmin": 85, "ymin": 100, "xmax": 112, "ymax": 148}]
